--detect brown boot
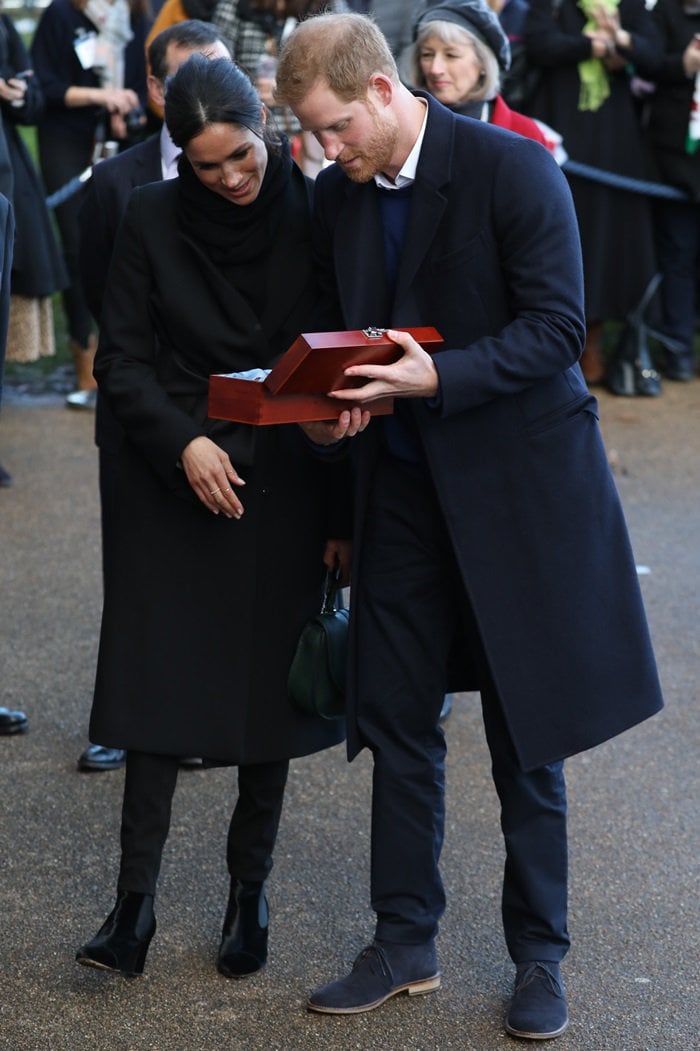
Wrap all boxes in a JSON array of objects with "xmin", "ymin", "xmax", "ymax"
[
  {"xmin": 66, "ymin": 334, "xmax": 97, "ymax": 410},
  {"xmin": 580, "ymin": 322, "xmax": 605, "ymax": 385}
]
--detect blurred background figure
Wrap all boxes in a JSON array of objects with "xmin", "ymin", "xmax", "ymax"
[
  {"xmin": 211, "ymin": 0, "xmax": 349, "ymax": 175},
  {"xmin": 370, "ymin": 0, "xmax": 426, "ymax": 77},
  {"xmin": 1, "ymin": 12, "xmax": 66, "ymax": 369},
  {"xmin": 523, "ymin": 0, "xmax": 661, "ymax": 385},
  {"xmin": 0, "ymin": 9, "xmax": 67, "ymax": 486},
  {"xmin": 637, "ymin": 0, "xmax": 700, "ymax": 381},
  {"xmin": 144, "ymin": 0, "xmax": 219, "ymax": 120},
  {"xmin": 486, "ymin": 0, "xmax": 538, "ymax": 109},
  {"xmin": 31, "ymin": 0, "xmax": 151, "ymax": 410},
  {"xmin": 0, "ymin": 184, "xmax": 11, "ymax": 490},
  {"xmin": 0, "ymin": 190, "xmax": 26, "ymax": 743}
]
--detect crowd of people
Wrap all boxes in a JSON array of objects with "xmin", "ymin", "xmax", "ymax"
[{"xmin": 0, "ymin": 0, "xmax": 690, "ymax": 1040}]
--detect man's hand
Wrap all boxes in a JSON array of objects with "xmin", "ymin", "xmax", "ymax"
[
  {"xmin": 329, "ymin": 328, "xmax": 439, "ymax": 403},
  {"xmin": 300, "ymin": 405, "xmax": 371, "ymax": 446}
]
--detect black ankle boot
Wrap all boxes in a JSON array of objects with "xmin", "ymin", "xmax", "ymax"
[
  {"xmin": 217, "ymin": 879, "xmax": 268, "ymax": 978},
  {"xmin": 76, "ymin": 891, "xmax": 156, "ymax": 976}
]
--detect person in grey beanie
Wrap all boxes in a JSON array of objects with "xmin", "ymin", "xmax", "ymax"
[{"xmin": 410, "ymin": 0, "xmax": 557, "ymax": 150}]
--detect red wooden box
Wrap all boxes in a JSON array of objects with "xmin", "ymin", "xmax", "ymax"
[{"xmin": 208, "ymin": 327, "xmax": 444, "ymax": 426}]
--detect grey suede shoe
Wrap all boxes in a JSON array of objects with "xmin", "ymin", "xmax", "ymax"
[
  {"xmin": 307, "ymin": 940, "xmax": 440, "ymax": 1014},
  {"xmin": 505, "ymin": 961, "xmax": 569, "ymax": 1040}
]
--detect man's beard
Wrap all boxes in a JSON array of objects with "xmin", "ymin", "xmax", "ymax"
[{"xmin": 337, "ymin": 105, "xmax": 399, "ymax": 183}]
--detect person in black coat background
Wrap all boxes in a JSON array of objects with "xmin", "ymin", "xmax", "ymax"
[
  {"xmin": 523, "ymin": 0, "xmax": 662, "ymax": 384},
  {"xmin": 0, "ymin": 13, "xmax": 66, "ymax": 368},
  {"xmin": 75, "ymin": 55, "xmax": 350, "ymax": 982},
  {"xmin": 0, "ymin": 12, "xmax": 66, "ymax": 489},
  {"xmin": 0, "ymin": 189, "xmax": 24, "ymax": 733},
  {"xmin": 636, "ymin": 0, "xmax": 700, "ymax": 380},
  {"xmin": 31, "ymin": 0, "xmax": 151, "ymax": 408}
]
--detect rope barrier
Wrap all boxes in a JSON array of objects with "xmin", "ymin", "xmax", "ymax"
[
  {"xmin": 43, "ymin": 153, "xmax": 693, "ymax": 210},
  {"xmin": 561, "ymin": 159, "xmax": 690, "ymax": 201},
  {"xmin": 45, "ymin": 167, "xmax": 93, "ymax": 210}
]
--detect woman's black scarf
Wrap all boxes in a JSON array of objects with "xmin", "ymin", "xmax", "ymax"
[
  {"xmin": 174, "ymin": 135, "xmax": 314, "ymax": 368},
  {"xmin": 176, "ymin": 137, "xmax": 292, "ymax": 315}
]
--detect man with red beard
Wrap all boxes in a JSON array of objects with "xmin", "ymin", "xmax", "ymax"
[{"xmin": 276, "ymin": 11, "xmax": 663, "ymax": 1041}]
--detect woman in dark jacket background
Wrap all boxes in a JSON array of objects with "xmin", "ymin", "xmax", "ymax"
[
  {"xmin": 30, "ymin": 0, "xmax": 150, "ymax": 407},
  {"xmin": 76, "ymin": 55, "xmax": 348, "ymax": 980},
  {"xmin": 524, "ymin": 0, "xmax": 662, "ymax": 383},
  {"xmin": 0, "ymin": 10, "xmax": 66, "ymax": 488},
  {"xmin": 637, "ymin": 0, "xmax": 700, "ymax": 380},
  {"xmin": 0, "ymin": 13, "xmax": 66, "ymax": 365}
]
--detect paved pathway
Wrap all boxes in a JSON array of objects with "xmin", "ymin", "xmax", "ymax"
[{"xmin": 0, "ymin": 382, "xmax": 697, "ymax": 1050}]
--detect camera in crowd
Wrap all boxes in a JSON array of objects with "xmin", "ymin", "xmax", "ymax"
[{"xmin": 124, "ymin": 104, "xmax": 146, "ymax": 140}]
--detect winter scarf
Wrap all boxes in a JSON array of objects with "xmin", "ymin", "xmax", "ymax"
[{"xmin": 577, "ymin": 0, "xmax": 619, "ymax": 112}]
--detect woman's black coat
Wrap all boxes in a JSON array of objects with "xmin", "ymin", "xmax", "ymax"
[{"xmin": 89, "ymin": 166, "xmax": 346, "ymax": 764}]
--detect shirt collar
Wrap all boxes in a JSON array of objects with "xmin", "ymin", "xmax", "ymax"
[
  {"xmin": 160, "ymin": 124, "xmax": 181, "ymax": 180},
  {"xmin": 374, "ymin": 98, "xmax": 428, "ymax": 191}
]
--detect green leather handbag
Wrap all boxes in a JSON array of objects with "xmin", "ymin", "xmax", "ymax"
[{"xmin": 288, "ymin": 567, "xmax": 349, "ymax": 720}]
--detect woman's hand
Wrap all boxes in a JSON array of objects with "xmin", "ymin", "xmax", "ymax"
[
  {"xmin": 181, "ymin": 435, "xmax": 246, "ymax": 519},
  {"xmin": 323, "ymin": 539, "xmax": 352, "ymax": 587},
  {"xmin": 591, "ymin": 5, "xmax": 632, "ymax": 50},
  {"xmin": 300, "ymin": 405, "xmax": 371, "ymax": 446},
  {"xmin": 586, "ymin": 31, "xmax": 612, "ymax": 60}
]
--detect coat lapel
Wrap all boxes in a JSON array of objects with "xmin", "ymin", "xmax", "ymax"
[
  {"xmin": 393, "ymin": 94, "xmax": 453, "ymax": 318},
  {"xmin": 329, "ymin": 95, "xmax": 458, "ymax": 328}
]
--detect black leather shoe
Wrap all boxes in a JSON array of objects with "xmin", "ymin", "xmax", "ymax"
[
  {"xmin": 77, "ymin": 745, "xmax": 126, "ymax": 771},
  {"xmin": 0, "ymin": 463, "xmax": 13, "ymax": 488},
  {"xmin": 307, "ymin": 940, "xmax": 440, "ymax": 1014},
  {"xmin": 505, "ymin": 961, "xmax": 569, "ymax": 1040},
  {"xmin": 0, "ymin": 707, "xmax": 28, "ymax": 735},
  {"xmin": 76, "ymin": 891, "xmax": 155, "ymax": 976},
  {"xmin": 217, "ymin": 879, "xmax": 268, "ymax": 978}
]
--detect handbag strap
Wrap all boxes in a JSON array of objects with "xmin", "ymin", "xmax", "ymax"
[{"xmin": 321, "ymin": 565, "xmax": 343, "ymax": 614}]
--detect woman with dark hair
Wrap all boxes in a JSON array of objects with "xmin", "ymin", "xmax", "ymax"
[{"xmin": 75, "ymin": 54, "xmax": 349, "ymax": 980}]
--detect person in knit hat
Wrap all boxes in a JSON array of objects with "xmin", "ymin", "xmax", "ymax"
[{"xmin": 410, "ymin": 0, "xmax": 561, "ymax": 151}]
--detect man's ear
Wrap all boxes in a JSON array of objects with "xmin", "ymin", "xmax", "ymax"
[
  {"xmin": 368, "ymin": 73, "xmax": 394, "ymax": 108},
  {"xmin": 147, "ymin": 73, "xmax": 165, "ymax": 110}
]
